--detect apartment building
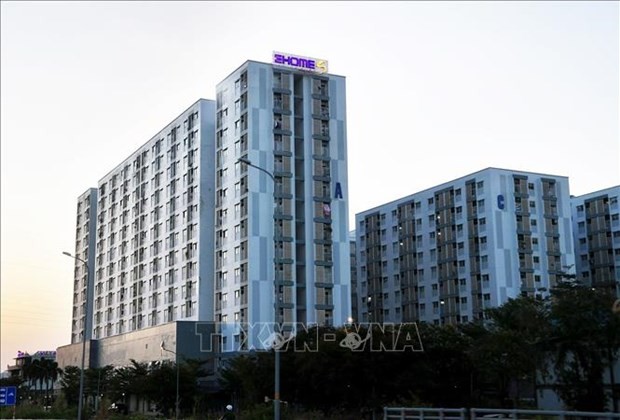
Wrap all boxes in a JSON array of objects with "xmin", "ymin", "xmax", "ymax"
[
  {"xmin": 63, "ymin": 99, "xmax": 216, "ymax": 355},
  {"xmin": 61, "ymin": 54, "xmax": 352, "ymax": 367},
  {"xmin": 571, "ymin": 186, "xmax": 620, "ymax": 294},
  {"xmin": 93, "ymin": 99, "xmax": 215, "ymax": 339},
  {"xmin": 70, "ymin": 189, "xmax": 97, "ymax": 343},
  {"xmin": 214, "ymin": 55, "xmax": 351, "ymax": 350},
  {"xmin": 355, "ymin": 168, "xmax": 576, "ymax": 325}
]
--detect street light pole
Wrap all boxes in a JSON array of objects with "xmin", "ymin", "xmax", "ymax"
[
  {"xmin": 62, "ymin": 251, "xmax": 90, "ymax": 420},
  {"xmin": 237, "ymin": 157, "xmax": 280, "ymax": 420},
  {"xmin": 440, "ymin": 299, "xmax": 445, "ymax": 325},
  {"xmin": 160, "ymin": 342, "xmax": 180, "ymax": 420}
]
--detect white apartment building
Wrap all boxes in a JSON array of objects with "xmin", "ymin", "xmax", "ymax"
[
  {"xmin": 67, "ymin": 99, "xmax": 216, "ymax": 343},
  {"xmin": 355, "ymin": 168, "xmax": 576, "ymax": 325},
  {"xmin": 70, "ymin": 188, "xmax": 97, "ymax": 343},
  {"xmin": 571, "ymin": 185, "xmax": 620, "ymax": 294},
  {"xmin": 214, "ymin": 57, "xmax": 351, "ymax": 350},
  {"xmin": 63, "ymin": 54, "xmax": 352, "ymax": 364}
]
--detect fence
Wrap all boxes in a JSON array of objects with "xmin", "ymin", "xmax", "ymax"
[
  {"xmin": 384, "ymin": 407, "xmax": 620, "ymax": 420},
  {"xmin": 384, "ymin": 407, "xmax": 467, "ymax": 419}
]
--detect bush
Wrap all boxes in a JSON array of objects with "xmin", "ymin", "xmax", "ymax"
[{"xmin": 0, "ymin": 404, "xmax": 75, "ymax": 419}]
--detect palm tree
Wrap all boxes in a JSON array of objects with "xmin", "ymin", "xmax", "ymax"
[
  {"xmin": 128, "ymin": 360, "xmax": 150, "ymax": 412},
  {"xmin": 24, "ymin": 359, "xmax": 45, "ymax": 402},
  {"xmin": 38, "ymin": 359, "xmax": 61, "ymax": 405}
]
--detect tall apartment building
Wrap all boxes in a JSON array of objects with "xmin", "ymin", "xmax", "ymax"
[
  {"xmin": 214, "ymin": 56, "xmax": 351, "ymax": 350},
  {"xmin": 571, "ymin": 186, "xmax": 620, "ymax": 294},
  {"xmin": 61, "ymin": 54, "xmax": 352, "ymax": 366},
  {"xmin": 355, "ymin": 168, "xmax": 576, "ymax": 325},
  {"xmin": 63, "ymin": 99, "xmax": 216, "ymax": 366},
  {"xmin": 90, "ymin": 99, "xmax": 216, "ymax": 339},
  {"xmin": 70, "ymin": 188, "xmax": 97, "ymax": 343}
]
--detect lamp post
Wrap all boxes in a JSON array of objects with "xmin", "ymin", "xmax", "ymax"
[
  {"xmin": 237, "ymin": 157, "xmax": 280, "ymax": 420},
  {"xmin": 62, "ymin": 251, "xmax": 90, "ymax": 420},
  {"xmin": 440, "ymin": 299, "xmax": 445, "ymax": 325},
  {"xmin": 160, "ymin": 341, "xmax": 180, "ymax": 420}
]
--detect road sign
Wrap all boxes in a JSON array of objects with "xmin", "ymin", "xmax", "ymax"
[{"xmin": 0, "ymin": 386, "xmax": 17, "ymax": 406}]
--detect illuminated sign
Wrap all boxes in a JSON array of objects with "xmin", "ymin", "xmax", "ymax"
[
  {"xmin": 272, "ymin": 51, "xmax": 328, "ymax": 74},
  {"xmin": 497, "ymin": 194, "xmax": 505, "ymax": 210}
]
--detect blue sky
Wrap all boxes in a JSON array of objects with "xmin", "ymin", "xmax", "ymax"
[{"xmin": 1, "ymin": 1, "xmax": 618, "ymax": 370}]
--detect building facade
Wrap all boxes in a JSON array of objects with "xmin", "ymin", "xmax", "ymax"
[
  {"xmin": 70, "ymin": 189, "xmax": 98, "ymax": 343},
  {"xmin": 66, "ymin": 99, "xmax": 216, "ymax": 346},
  {"xmin": 214, "ymin": 58, "xmax": 351, "ymax": 350},
  {"xmin": 350, "ymin": 231, "xmax": 358, "ymax": 322},
  {"xmin": 355, "ymin": 168, "xmax": 576, "ymax": 325},
  {"xmin": 571, "ymin": 185, "xmax": 620, "ymax": 294},
  {"xmin": 63, "ymin": 55, "xmax": 352, "ymax": 362}
]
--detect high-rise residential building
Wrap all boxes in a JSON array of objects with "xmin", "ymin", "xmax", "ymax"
[
  {"xmin": 70, "ymin": 189, "xmax": 97, "ymax": 343},
  {"xmin": 59, "ymin": 54, "xmax": 352, "ymax": 368},
  {"xmin": 59, "ymin": 99, "xmax": 216, "ymax": 368},
  {"xmin": 355, "ymin": 168, "xmax": 576, "ymax": 325},
  {"xmin": 214, "ymin": 56, "xmax": 351, "ymax": 350},
  {"xmin": 571, "ymin": 186, "xmax": 620, "ymax": 294}
]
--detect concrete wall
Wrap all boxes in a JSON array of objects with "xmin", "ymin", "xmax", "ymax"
[{"xmin": 57, "ymin": 321, "xmax": 217, "ymax": 369}]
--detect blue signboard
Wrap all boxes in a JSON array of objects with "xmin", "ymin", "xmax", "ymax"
[{"xmin": 0, "ymin": 386, "xmax": 17, "ymax": 406}]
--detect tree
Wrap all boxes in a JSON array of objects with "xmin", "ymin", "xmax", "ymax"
[
  {"xmin": 39, "ymin": 359, "xmax": 61, "ymax": 405},
  {"xmin": 85, "ymin": 365, "xmax": 114, "ymax": 410},
  {"xmin": 60, "ymin": 366, "xmax": 81, "ymax": 406},
  {"xmin": 473, "ymin": 297, "xmax": 550, "ymax": 408},
  {"xmin": 220, "ymin": 351, "xmax": 273, "ymax": 409},
  {"xmin": 548, "ymin": 284, "xmax": 620, "ymax": 411}
]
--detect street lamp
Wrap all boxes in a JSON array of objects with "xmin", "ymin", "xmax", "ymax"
[
  {"xmin": 440, "ymin": 299, "xmax": 445, "ymax": 325},
  {"xmin": 160, "ymin": 341, "xmax": 180, "ymax": 420},
  {"xmin": 237, "ymin": 157, "xmax": 280, "ymax": 420},
  {"xmin": 62, "ymin": 251, "xmax": 90, "ymax": 420}
]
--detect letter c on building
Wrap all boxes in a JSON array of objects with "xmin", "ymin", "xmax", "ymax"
[{"xmin": 497, "ymin": 194, "xmax": 505, "ymax": 210}]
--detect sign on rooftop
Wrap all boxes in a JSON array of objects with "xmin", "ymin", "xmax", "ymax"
[{"xmin": 272, "ymin": 51, "xmax": 328, "ymax": 74}]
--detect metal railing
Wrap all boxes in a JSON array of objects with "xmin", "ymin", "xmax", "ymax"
[
  {"xmin": 471, "ymin": 407, "xmax": 620, "ymax": 419},
  {"xmin": 384, "ymin": 407, "xmax": 467, "ymax": 419},
  {"xmin": 384, "ymin": 407, "xmax": 620, "ymax": 420}
]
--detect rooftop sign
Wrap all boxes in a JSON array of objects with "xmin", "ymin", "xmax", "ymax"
[{"xmin": 272, "ymin": 51, "xmax": 328, "ymax": 74}]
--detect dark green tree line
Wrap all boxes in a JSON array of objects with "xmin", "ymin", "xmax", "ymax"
[
  {"xmin": 59, "ymin": 358, "xmax": 208, "ymax": 417},
  {"xmin": 220, "ymin": 286, "xmax": 620, "ymax": 415}
]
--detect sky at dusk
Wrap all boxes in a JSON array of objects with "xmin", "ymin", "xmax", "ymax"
[{"xmin": 1, "ymin": 1, "xmax": 618, "ymax": 371}]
